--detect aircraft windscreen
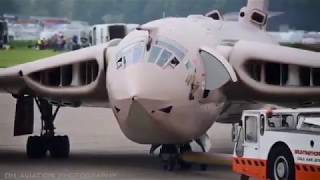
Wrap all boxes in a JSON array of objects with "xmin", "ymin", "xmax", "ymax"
[
  {"xmin": 146, "ymin": 41, "xmax": 185, "ymax": 69},
  {"xmin": 148, "ymin": 46, "xmax": 162, "ymax": 63},
  {"xmin": 124, "ymin": 43, "xmax": 145, "ymax": 65},
  {"xmin": 116, "ymin": 39, "xmax": 186, "ymax": 70},
  {"xmin": 156, "ymin": 40, "xmax": 186, "ymax": 60},
  {"xmin": 156, "ymin": 49, "xmax": 172, "ymax": 66},
  {"xmin": 147, "ymin": 45, "xmax": 181, "ymax": 69},
  {"xmin": 116, "ymin": 42, "xmax": 145, "ymax": 69}
]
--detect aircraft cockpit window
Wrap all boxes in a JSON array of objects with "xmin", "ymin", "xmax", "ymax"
[
  {"xmin": 156, "ymin": 40, "xmax": 186, "ymax": 60},
  {"xmin": 185, "ymin": 61, "xmax": 194, "ymax": 71},
  {"xmin": 156, "ymin": 49, "xmax": 172, "ymax": 67},
  {"xmin": 169, "ymin": 57, "xmax": 180, "ymax": 68},
  {"xmin": 147, "ymin": 44, "xmax": 186, "ymax": 70},
  {"xmin": 148, "ymin": 46, "xmax": 162, "ymax": 63},
  {"xmin": 116, "ymin": 42, "xmax": 145, "ymax": 69},
  {"xmin": 123, "ymin": 43, "xmax": 145, "ymax": 65},
  {"xmin": 116, "ymin": 39, "xmax": 186, "ymax": 70},
  {"xmin": 147, "ymin": 45, "xmax": 180, "ymax": 69},
  {"xmin": 116, "ymin": 57, "xmax": 126, "ymax": 69}
]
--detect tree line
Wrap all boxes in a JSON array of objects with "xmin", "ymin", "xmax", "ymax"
[{"xmin": 1, "ymin": 0, "xmax": 320, "ymax": 31}]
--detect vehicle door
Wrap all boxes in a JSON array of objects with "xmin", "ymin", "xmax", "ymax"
[{"xmin": 242, "ymin": 113, "xmax": 260, "ymax": 158}]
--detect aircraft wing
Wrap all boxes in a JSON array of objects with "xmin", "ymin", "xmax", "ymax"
[
  {"xmin": 0, "ymin": 40, "xmax": 120, "ymax": 107},
  {"xmin": 222, "ymin": 40, "xmax": 320, "ymax": 106}
]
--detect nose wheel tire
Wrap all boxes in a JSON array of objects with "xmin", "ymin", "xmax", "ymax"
[
  {"xmin": 268, "ymin": 145, "xmax": 295, "ymax": 180},
  {"xmin": 160, "ymin": 145, "xmax": 178, "ymax": 171},
  {"xmin": 200, "ymin": 164, "xmax": 208, "ymax": 171},
  {"xmin": 158, "ymin": 143, "xmax": 204, "ymax": 171},
  {"xmin": 178, "ymin": 144, "xmax": 193, "ymax": 170},
  {"xmin": 163, "ymin": 156, "xmax": 177, "ymax": 171}
]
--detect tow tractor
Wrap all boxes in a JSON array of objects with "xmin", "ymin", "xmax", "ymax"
[{"xmin": 232, "ymin": 108, "xmax": 320, "ymax": 180}]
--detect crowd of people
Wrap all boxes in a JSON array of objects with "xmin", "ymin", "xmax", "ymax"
[{"xmin": 35, "ymin": 32, "xmax": 89, "ymax": 51}]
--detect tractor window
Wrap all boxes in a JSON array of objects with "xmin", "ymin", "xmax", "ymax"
[
  {"xmin": 235, "ymin": 126, "xmax": 245, "ymax": 157},
  {"xmin": 297, "ymin": 114, "xmax": 320, "ymax": 132},
  {"xmin": 267, "ymin": 114, "xmax": 295, "ymax": 130},
  {"xmin": 245, "ymin": 116, "xmax": 258, "ymax": 143},
  {"xmin": 260, "ymin": 115, "xmax": 265, "ymax": 136}
]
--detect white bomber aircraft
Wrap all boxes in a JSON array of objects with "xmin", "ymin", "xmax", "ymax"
[{"xmin": 1, "ymin": 0, "xmax": 320, "ymax": 170}]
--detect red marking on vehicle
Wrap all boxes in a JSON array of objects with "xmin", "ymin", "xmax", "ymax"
[{"xmin": 295, "ymin": 150, "xmax": 320, "ymax": 157}]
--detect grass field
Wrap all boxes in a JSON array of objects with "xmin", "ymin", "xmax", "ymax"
[
  {"xmin": 0, "ymin": 43, "xmax": 319, "ymax": 68},
  {"xmin": 0, "ymin": 48, "xmax": 60, "ymax": 68}
]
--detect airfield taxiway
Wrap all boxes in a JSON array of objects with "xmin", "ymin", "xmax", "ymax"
[{"xmin": 0, "ymin": 94, "xmax": 239, "ymax": 180}]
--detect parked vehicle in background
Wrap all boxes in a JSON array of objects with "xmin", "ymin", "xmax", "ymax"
[
  {"xmin": 89, "ymin": 23, "xmax": 139, "ymax": 46},
  {"xmin": 0, "ymin": 20, "xmax": 9, "ymax": 49}
]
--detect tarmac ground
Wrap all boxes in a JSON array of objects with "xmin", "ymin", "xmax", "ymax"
[{"xmin": 0, "ymin": 94, "xmax": 240, "ymax": 180}]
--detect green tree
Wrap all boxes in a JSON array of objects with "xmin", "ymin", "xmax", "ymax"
[
  {"xmin": 0, "ymin": 0, "xmax": 17, "ymax": 14},
  {"xmin": 3, "ymin": 0, "xmax": 320, "ymax": 31}
]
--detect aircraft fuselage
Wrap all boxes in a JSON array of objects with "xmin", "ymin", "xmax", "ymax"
[{"xmin": 107, "ymin": 16, "xmax": 275, "ymax": 144}]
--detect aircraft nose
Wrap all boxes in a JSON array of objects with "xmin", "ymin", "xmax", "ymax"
[
  {"xmin": 107, "ymin": 62, "xmax": 211, "ymax": 144},
  {"xmin": 117, "ymin": 63, "xmax": 188, "ymax": 102},
  {"xmin": 108, "ymin": 62, "xmax": 189, "ymax": 119},
  {"xmin": 110, "ymin": 69, "xmax": 192, "ymax": 144}
]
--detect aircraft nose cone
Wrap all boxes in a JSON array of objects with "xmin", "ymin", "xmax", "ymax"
[
  {"xmin": 108, "ymin": 62, "xmax": 190, "ymax": 115},
  {"xmin": 107, "ymin": 62, "xmax": 219, "ymax": 144}
]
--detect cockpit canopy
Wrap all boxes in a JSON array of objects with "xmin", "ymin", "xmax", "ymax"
[{"xmin": 116, "ymin": 38, "xmax": 194, "ymax": 71}]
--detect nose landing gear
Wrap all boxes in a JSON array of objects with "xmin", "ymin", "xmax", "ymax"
[
  {"xmin": 26, "ymin": 98, "xmax": 70, "ymax": 159},
  {"xmin": 151, "ymin": 143, "xmax": 208, "ymax": 171},
  {"xmin": 159, "ymin": 145, "xmax": 179, "ymax": 171}
]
